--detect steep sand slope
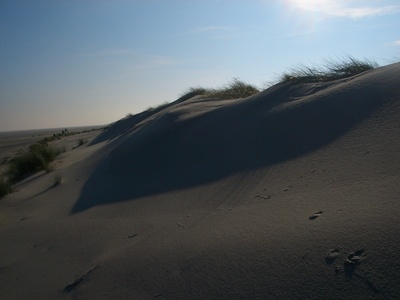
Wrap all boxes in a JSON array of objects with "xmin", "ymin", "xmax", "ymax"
[{"xmin": 0, "ymin": 63, "xmax": 399, "ymax": 299}]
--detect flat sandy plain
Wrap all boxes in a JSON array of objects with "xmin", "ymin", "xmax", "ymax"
[{"xmin": 0, "ymin": 63, "xmax": 399, "ymax": 299}]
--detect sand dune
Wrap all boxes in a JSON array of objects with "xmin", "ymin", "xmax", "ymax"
[{"xmin": 1, "ymin": 63, "xmax": 400, "ymax": 299}]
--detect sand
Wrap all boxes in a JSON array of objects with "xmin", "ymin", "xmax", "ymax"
[{"xmin": 0, "ymin": 62, "xmax": 400, "ymax": 299}]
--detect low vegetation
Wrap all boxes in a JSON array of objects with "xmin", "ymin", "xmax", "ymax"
[
  {"xmin": 0, "ymin": 56, "xmax": 377, "ymax": 200},
  {"xmin": 77, "ymin": 138, "xmax": 88, "ymax": 147},
  {"xmin": 7, "ymin": 142, "xmax": 65, "ymax": 184},
  {"xmin": 0, "ymin": 128, "xmax": 101, "ymax": 199},
  {"xmin": 182, "ymin": 78, "xmax": 260, "ymax": 100},
  {"xmin": 279, "ymin": 56, "xmax": 378, "ymax": 84},
  {"xmin": 141, "ymin": 57, "xmax": 376, "ymax": 116},
  {"xmin": 0, "ymin": 177, "xmax": 12, "ymax": 198},
  {"xmin": 52, "ymin": 173, "xmax": 62, "ymax": 187},
  {"xmin": 146, "ymin": 101, "xmax": 170, "ymax": 112}
]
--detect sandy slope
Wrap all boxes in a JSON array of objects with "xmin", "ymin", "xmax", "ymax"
[{"xmin": 0, "ymin": 63, "xmax": 400, "ymax": 299}]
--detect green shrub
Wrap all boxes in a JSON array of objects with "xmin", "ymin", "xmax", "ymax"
[
  {"xmin": 0, "ymin": 177, "xmax": 12, "ymax": 198},
  {"xmin": 7, "ymin": 143, "xmax": 65, "ymax": 183},
  {"xmin": 279, "ymin": 56, "xmax": 378, "ymax": 84}
]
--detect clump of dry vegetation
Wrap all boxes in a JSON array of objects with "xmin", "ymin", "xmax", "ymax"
[
  {"xmin": 181, "ymin": 78, "xmax": 260, "ymax": 100},
  {"xmin": 279, "ymin": 56, "xmax": 378, "ymax": 84}
]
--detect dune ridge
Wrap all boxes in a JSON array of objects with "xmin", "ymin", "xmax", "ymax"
[{"xmin": 0, "ymin": 62, "xmax": 399, "ymax": 299}]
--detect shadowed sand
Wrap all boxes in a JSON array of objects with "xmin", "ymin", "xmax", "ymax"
[
  {"xmin": 1, "ymin": 63, "xmax": 400, "ymax": 299},
  {"xmin": 73, "ymin": 63, "xmax": 398, "ymax": 213}
]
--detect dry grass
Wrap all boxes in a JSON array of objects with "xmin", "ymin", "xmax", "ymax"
[
  {"xmin": 181, "ymin": 78, "xmax": 260, "ymax": 100},
  {"xmin": 279, "ymin": 56, "xmax": 378, "ymax": 84},
  {"xmin": 7, "ymin": 142, "xmax": 65, "ymax": 183}
]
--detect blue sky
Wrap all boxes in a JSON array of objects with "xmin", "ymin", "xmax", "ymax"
[{"xmin": 1, "ymin": 0, "xmax": 399, "ymax": 131}]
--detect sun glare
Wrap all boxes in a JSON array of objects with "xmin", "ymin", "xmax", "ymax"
[
  {"xmin": 288, "ymin": 0, "xmax": 337, "ymax": 13},
  {"xmin": 282, "ymin": 0, "xmax": 328, "ymax": 34}
]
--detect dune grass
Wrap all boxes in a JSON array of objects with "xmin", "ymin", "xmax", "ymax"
[
  {"xmin": 145, "ymin": 101, "xmax": 170, "ymax": 112},
  {"xmin": 77, "ymin": 138, "xmax": 88, "ymax": 147},
  {"xmin": 144, "ymin": 78, "xmax": 259, "ymax": 113},
  {"xmin": 7, "ymin": 142, "xmax": 65, "ymax": 183},
  {"xmin": 182, "ymin": 78, "xmax": 260, "ymax": 100},
  {"xmin": 0, "ymin": 177, "xmax": 12, "ymax": 198},
  {"xmin": 279, "ymin": 56, "xmax": 378, "ymax": 84},
  {"xmin": 52, "ymin": 173, "xmax": 62, "ymax": 187}
]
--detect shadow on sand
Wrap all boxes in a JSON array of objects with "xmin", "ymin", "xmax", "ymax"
[{"xmin": 72, "ymin": 79, "xmax": 388, "ymax": 213}]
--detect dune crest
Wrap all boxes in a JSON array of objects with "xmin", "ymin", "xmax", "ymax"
[
  {"xmin": 1, "ymin": 63, "xmax": 400, "ymax": 299},
  {"xmin": 73, "ymin": 62, "xmax": 400, "ymax": 213}
]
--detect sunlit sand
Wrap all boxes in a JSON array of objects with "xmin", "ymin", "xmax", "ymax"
[{"xmin": 1, "ymin": 63, "xmax": 400, "ymax": 299}]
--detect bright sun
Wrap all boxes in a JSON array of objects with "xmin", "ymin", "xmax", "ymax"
[{"xmin": 289, "ymin": 0, "xmax": 338, "ymax": 13}]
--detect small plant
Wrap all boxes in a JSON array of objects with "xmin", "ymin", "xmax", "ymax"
[
  {"xmin": 52, "ymin": 173, "xmax": 62, "ymax": 187},
  {"xmin": 46, "ymin": 163, "xmax": 56, "ymax": 173},
  {"xmin": 1, "ymin": 156, "xmax": 10, "ymax": 165},
  {"xmin": 78, "ymin": 139, "xmax": 88, "ymax": 147},
  {"xmin": 0, "ymin": 176, "xmax": 12, "ymax": 198},
  {"xmin": 279, "ymin": 56, "xmax": 378, "ymax": 84},
  {"xmin": 183, "ymin": 86, "xmax": 208, "ymax": 96},
  {"xmin": 145, "ymin": 101, "xmax": 170, "ymax": 112}
]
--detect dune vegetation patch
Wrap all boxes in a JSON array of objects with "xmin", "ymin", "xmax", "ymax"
[
  {"xmin": 141, "ymin": 79, "xmax": 260, "ymax": 114},
  {"xmin": 7, "ymin": 142, "xmax": 65, "ymax": 184},
  {"xmin": 143, "ymin": 57, "xmax": 377, "ymax": 115},
  {"xmin": 0, "ymin": 129, "xmax": 100, "ymax": 198},
  {"xmin": 0, "ymin": 176, "xmax": 13, "ymax": 198},
  {"xmin": 279, "ymin": 56, "xmax": 378, "ymax": 84},
  {"xmin": 0, "ymin": 141, "xmax": 65, "ymax": 198},
  {"xmin": 145, "ymin": 101, "xmax": 170, "ymax": 112},
  {"xmin": 181, "ymin": 78, "xmax": 260, "ymax": 100}
]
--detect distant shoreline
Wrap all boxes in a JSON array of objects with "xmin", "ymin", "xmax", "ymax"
[{"xmin": 0, "ymin": 125, "xmax": 105, "ymax": 139}]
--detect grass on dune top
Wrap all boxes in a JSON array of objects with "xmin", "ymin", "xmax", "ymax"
[
  {"xmin": 182, "ymin": 78, "xmax": 260, "ymax": 101},
  {"xmin": 278, "ymin": 56, "xmax": 378, "ymax": 84},
  {"xmin": 176, "ymin": 57, "xmax": 378, "ymax": 104},
  {"xmin": 1, "ymin": 57, "xmax": 381, "ymax": 199},
  {"xmin": 145, "ymin": 78, "xmax": 260, "ymax": 111}
]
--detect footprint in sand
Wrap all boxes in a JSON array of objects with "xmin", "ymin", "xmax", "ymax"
[
  {"xmin": 255, "ymin": 194, "xmax": 271, "ymax": 200},
  {"xmin": 343, "ymin": 249, "xmax": 367, "ymax": 278},
  {"xmin": 344, "ymin": 249, "xmax": 366, "ymax": 266},
  {"xmin": 309, "ymin": 211, "xmax": 323, "ymax": 220},
  {"xmin": 325, "ymin": 248, "xmax": 340, "ymax": 264}
]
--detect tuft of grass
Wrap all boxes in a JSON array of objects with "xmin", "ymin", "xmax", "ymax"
[
  {"xmin": 52, "ymin": 173, "xmax": 62, "ymax": 187},
  {"xmin": 0, "ymin": 176, "xmax": 12, "ymax": 198},
  {"xmin": 206, "ymin": 78, "xmax": 259, "ymax": 99},
  {"xmin": 78, "ymin": 138, "xmax": 88, "ymax": 147},
  {"xmin": 279, "ymin": 56, "xmax": 378, "ymax": 84},
  {"xmin": 181, "ymin": 78, "xmax": 260, "ymax": 100},
  {"xmin": 185, "ymin": 86, "xmax": 208, "ymax": 96},
  {"xmin": 145, "ymin": 101, "xmax": 170, "ymax": 112},
  {"xmin": 7, "ymin": 142, "xmax": 65, "ymax": 183},
  {"xmin": 1, "ymin": 156, "xmax": 10, "ymax": 165}
]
